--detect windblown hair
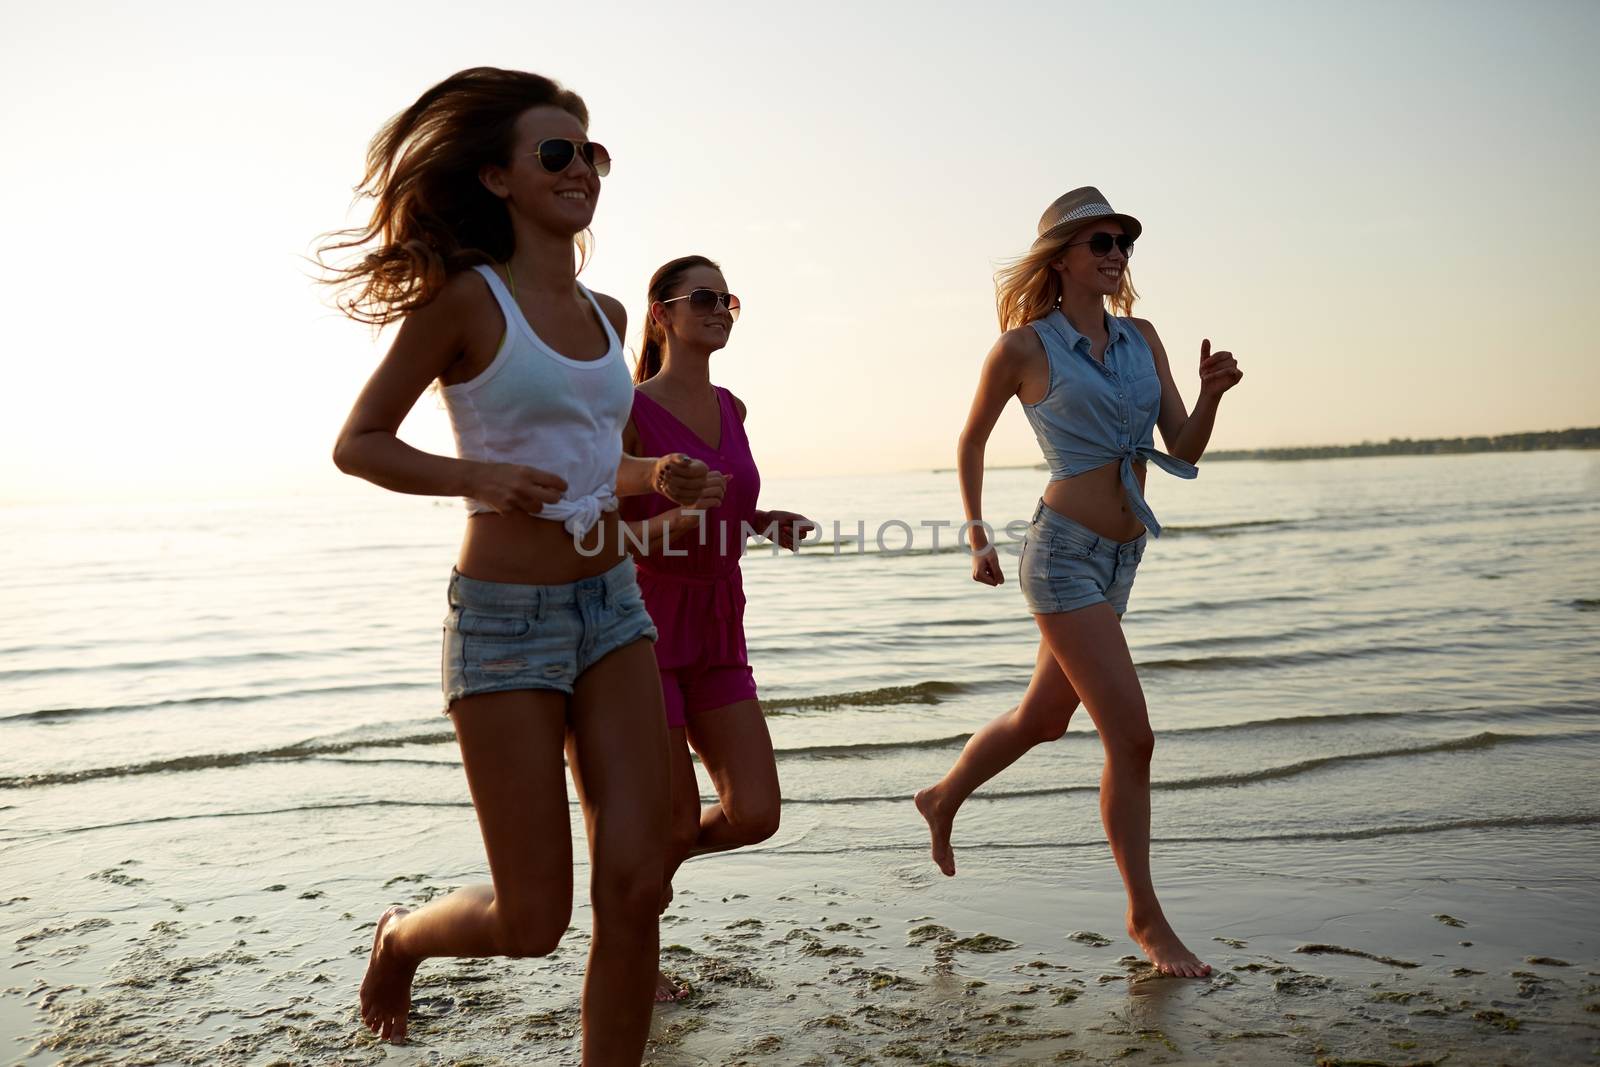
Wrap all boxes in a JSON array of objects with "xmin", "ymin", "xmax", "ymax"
[
  {"xmin": 634, "ymin": 255, "xmax": 720, "ymax": 383},
  {"xmin": 317, "ymin": 67, "xmax": 591, "ymax": 326},
  {"xmin": 994, "ymin": 232, "xmax": 1139, "ymax": 332}
]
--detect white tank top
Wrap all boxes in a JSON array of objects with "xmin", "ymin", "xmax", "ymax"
[{"xmin": 440, "ymin": 265, "xmax": 632, "ymax": 536}]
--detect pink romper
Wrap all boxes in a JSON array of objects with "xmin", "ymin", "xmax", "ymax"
[{"xmin": 620, "ymin": 387, "xmax": 762, "ymax": 728}]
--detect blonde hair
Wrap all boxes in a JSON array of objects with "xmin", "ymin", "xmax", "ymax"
[{"xmin": 994, "ymin": 234, "xmax": 1139, "ymax": 332}]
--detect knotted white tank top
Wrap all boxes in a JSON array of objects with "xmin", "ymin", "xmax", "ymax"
[{"xmin": 439, "ymin": 265, "xmax": 632, "ymax": 536}]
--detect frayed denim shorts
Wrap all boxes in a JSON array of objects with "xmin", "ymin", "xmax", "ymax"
[
  {"xmin": 441, "ymin": 556, "xmax": 658, "ymax": 708},
  {"xmin": 1017, "ymin": 500, "xmax": 1147, "ymax": 616}
]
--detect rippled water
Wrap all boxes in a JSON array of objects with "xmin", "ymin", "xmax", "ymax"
[{"xmin": 3, "ymin": 451, "xmax": 1599, "ymax": 1062}]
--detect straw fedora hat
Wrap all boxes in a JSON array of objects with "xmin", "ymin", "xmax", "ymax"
[{"xmin": 1032, "ymin": 187, "xmax": 1142, "ymax": 250}]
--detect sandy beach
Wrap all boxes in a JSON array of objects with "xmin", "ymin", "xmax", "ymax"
[{"xmin": 8, "ymin": 822, "xmax": 1598, "ymax": 1065}]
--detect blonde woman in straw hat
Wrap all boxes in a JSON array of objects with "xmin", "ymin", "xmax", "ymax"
[{"xmin": 915, "ymin": 187, "xmax": 1242, "ymax": 977}]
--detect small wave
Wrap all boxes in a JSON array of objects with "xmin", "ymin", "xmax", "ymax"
[
  {"xmin": 1138, "ymin": 593, "xmax": 1316, "ymax": 616},
  {"xmin": 0, "ymin": 643, "xmax": 412, "ymax": 684},
  {"xmin": 1, "ymin": 681, "xmax": 428, "ymax": 725},
  {"xmin": 775, "ymin": 733, "xmax": 974, "ymax": 759},
  {"xmin": 37, "ymin": 799, "xmax": 474, "ymax": 839},
  {"xmin": 1166, "ymin": 699, "xmax": 1600, "ymax": 737},
  {"xmin": 1573, "ymin": 598, "xmax": 1600, "ymax": 612},
  {"xmin": 778, "ymin": 731, "xmax": 1556, "ymax": 805},
  {"xmin": 1137, "ymin": 642, "xmax": 1450, "ymax": 674},
  {"xmin": 0, "ymin": 729, "xmax": 456, "ymax": 790},
  {"xmin": 764, "ymin": 812, "xmax": 1600, "ymax": 856},
  {"xmin": 1160, "ymin": 519, "xmax": 1295, "ymax": 537},
  {"xmin": 764, "ymin": 680, "xmax": 975, "ymax": 714}
]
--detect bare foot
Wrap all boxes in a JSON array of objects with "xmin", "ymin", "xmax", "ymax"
[
  {"xmin": 359, "ymin": 905, "xmax": 419, "ymax": 1044},
  {"xmin": 1127, "ymin": 912, "xmax": 1211, "ymax": 978},
  {"xmin": 654, "ymin": 969, "xmax": 690, "ymax": 1003},
  {"xmin": 914, "ymin": 786, "xmax": 956, "ymax": 877}
]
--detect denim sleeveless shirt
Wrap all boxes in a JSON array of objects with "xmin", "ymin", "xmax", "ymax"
[{"xmin": 1022, "ymin": 310, "xmax": 1196, "ymax": 537}]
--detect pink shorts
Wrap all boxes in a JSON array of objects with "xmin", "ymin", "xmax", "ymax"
[{"xmin": 659, "ymin": 661, "xmax": 758, "ymax": 730}]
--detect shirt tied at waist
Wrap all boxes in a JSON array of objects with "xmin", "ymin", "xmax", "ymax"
[
  {"xmin": 1116, "ymin": 445, "xmax": 1197, "ymax": 538},
  {"xmin": 542, "ymin": 488, "xmax": 619, "ymax": 538}
]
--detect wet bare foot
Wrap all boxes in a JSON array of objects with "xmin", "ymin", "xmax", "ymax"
[
  {"xmin": 914, "ymin": 786, "xmax": 956, "ymax": 876},
  {"xmin": 654, "ymin": 969, "xmax": 690, "ymax": 1003},
  {"xmin": 359, "ymin": 905, "xmax": 418, "ymax": 1044},
  {"xmin": 1127, "ymin": 911, "xmax": 1211, "ymax": 978}
]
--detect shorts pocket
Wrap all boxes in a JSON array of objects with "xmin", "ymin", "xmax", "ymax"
[
  {"xmin": 450, "ymin": 608, "xmax": 532, "ymax": 639},
  {"xmin": 1047, "ymin": 533, "xmax": 1096, "ymax": 561}
]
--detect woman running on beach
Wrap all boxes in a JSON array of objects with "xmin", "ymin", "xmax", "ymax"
[
  {"xmin": 619, "ymin": 256, "xmax": 814, "ymax": 1002},
  {"xmin": 915, "ymin": 187, "xmax": 1243, "ymax": 978},
  {"xmin": 324, "ymin": 69, "xmax": 718, "ymax": 1061}
]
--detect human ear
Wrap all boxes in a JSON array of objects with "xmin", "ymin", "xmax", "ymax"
[{"xmin": 478, "ymin": 164, "xmax": 511, "ymax": 200}]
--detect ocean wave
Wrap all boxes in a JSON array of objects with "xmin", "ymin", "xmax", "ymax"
[
  {"xmin": 764, "ymin": 680, "xmax": 975, "ymax": 714},
  {"xmin": 1137, "ymin": 593, "xmax": 1317, "ymax": 615},
  {"xmin": 0, "ymin": 729, "xmax": 456, "ymax": 789},
  {"xmin": 9, "ymin": 691, "xmax": 1593, "ymax": 792},
  {"xmin": 0, "ymin": 645, "xmax": 405, "ymax": 683},
  {"xmin": 0, "ymin": 681, "xmax": 429, "ymax": 724},
  {"xmin": 1160, "ymin": 519, "xmax": 1296, "ymax": 537},
  {"xmin": 1136, "ymin": 641, "xmax": 1457, "ymax": 674},
  {"xmin": 776, "ymin": 733, "xmax": 974, "ymax": 759},
  {"xmin": 765, "ymin": 812, "xmax": 1600, "ymax": 856},
  {"xmin": 778, "ymin": 731, "xmax": 1568, "ymax": 805}
]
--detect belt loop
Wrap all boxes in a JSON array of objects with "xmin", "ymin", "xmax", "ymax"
[{"xmin": 534, "ymin": 586, "xmax": 546, "ymax": 624}]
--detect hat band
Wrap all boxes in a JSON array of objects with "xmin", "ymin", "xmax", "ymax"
[{"xmin": 1041, "ymin": 202, "xmax": 1113, "ymax": 236}]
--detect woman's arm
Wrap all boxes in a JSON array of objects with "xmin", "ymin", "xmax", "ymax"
[
  {"xmin": 331, "ymin": 276, "xmax": 567, "ymax": 515},
  {"xmin": 959, "ymin": 329, "xmax": 1038, "ymax": 584},
  {"xmin": 615, "ymin": 412, "xmax": 721, "ymax": 506},
  {"xmin": 1134, "ymin": 319, "xmax": 1242, "ymax": 465}
]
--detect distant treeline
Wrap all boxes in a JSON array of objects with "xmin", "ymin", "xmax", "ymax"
[{"xmin": 1203, "ymin": 427, "xmax": 1600, "ymax": 462}]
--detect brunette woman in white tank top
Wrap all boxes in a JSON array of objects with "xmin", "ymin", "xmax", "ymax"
[{"xmin": 322, "ymin": 68, "xmax": 722, "ymax": 1063}]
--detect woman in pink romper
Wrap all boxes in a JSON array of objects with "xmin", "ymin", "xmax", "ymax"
[{"xmin": 619, "ymin": 255, "xmax": 813, "ymax": 1001}]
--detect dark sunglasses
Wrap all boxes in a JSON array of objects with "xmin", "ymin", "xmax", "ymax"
[
  {"xmin": 528, "ymin": 138, "xmax": 611, "ymax": 177},
  {"xmin": 1065, "ymin": 231, "xmax": 1135, "ymax": 257},
  {"xmin": 661, "ymin": 288, "xmax": 741, "ymax": 322}
]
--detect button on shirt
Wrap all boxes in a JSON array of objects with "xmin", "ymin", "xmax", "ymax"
[{"xmin": 1021, "ymin": 310, "xmax": 1196, "ymax": 536}]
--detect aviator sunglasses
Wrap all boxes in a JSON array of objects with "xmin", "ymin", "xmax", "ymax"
[
  {"xmin": 528, "ymin": 138, "xmax": 612, "ymax": 177},
  {"xmin": 661, "ymin": 288, "xmax": 741, "ymax": 322},
  {"xmin": 1065, "ymin": 231, "xmax": 1135, "ymax": 257}
]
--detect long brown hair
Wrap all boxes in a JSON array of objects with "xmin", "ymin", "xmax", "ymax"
[
  {"xmin": 317, "ymin": 67, "xmax": 591, "ymax": 326},
  {"xmin": 634, "ymin": 255, "xmax": 720, "ymax": 383},
  {"xmin": 994, "ymin": 234, "xmax": 1139, "ymax": 332}
]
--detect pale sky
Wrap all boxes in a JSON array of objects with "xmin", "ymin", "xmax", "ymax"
[{"xmin": 3, "ymin": 0, "xmax": 1597, "ymax": 503}]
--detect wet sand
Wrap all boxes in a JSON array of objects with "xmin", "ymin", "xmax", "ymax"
[{"xmin": 5, "ymin": 825, "xmax": 1597, "ymax": 1065}]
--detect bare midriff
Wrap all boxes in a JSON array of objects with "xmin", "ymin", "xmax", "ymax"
[
  {"xmin": 457, "ymin": 511, "xmax": 628, "ymax": 586},
  {"xmin": 1040, "ymin": 458, "xmax": 1149, "ymax": 544}
]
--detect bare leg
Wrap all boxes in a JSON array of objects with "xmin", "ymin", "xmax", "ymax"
[
  {"xmin": 566, "ymin": 637, "xmax": 671, "ymax": 1064},
  {"xmin": 915, "ymin": 640, "xmax": 1080, "ymax": 875},
  {"xmin": 655, "ymin": 701, "xmax": 780, "ymax": 1000},
  {"xmin": 655, "ymin": 728, "xmax": 701, "ymax": 1001},
  {"xmin": 1035, "ymin": 604, "xmax": 1209, "ymax": 978},
  {"xmin": 684, "ymin": 700, "xmax": 781, "ymax": 856},
  {"xmin": 360, "ymin": 689, "xmax": 574, "ymax": 1044}
]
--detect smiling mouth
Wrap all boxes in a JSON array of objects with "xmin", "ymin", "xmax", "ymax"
[{"xmin": 557, "ymin": 191, "xmax": 588, "ymax": 200}]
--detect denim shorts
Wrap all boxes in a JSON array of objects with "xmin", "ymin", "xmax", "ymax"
[
  {"xmin": 441, "ymin": 557, "xmax": 658, "ymax": 708},
  {"xmin": 1017, "ymin": 500, "xmax": 1146, "ymax": 616}
]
